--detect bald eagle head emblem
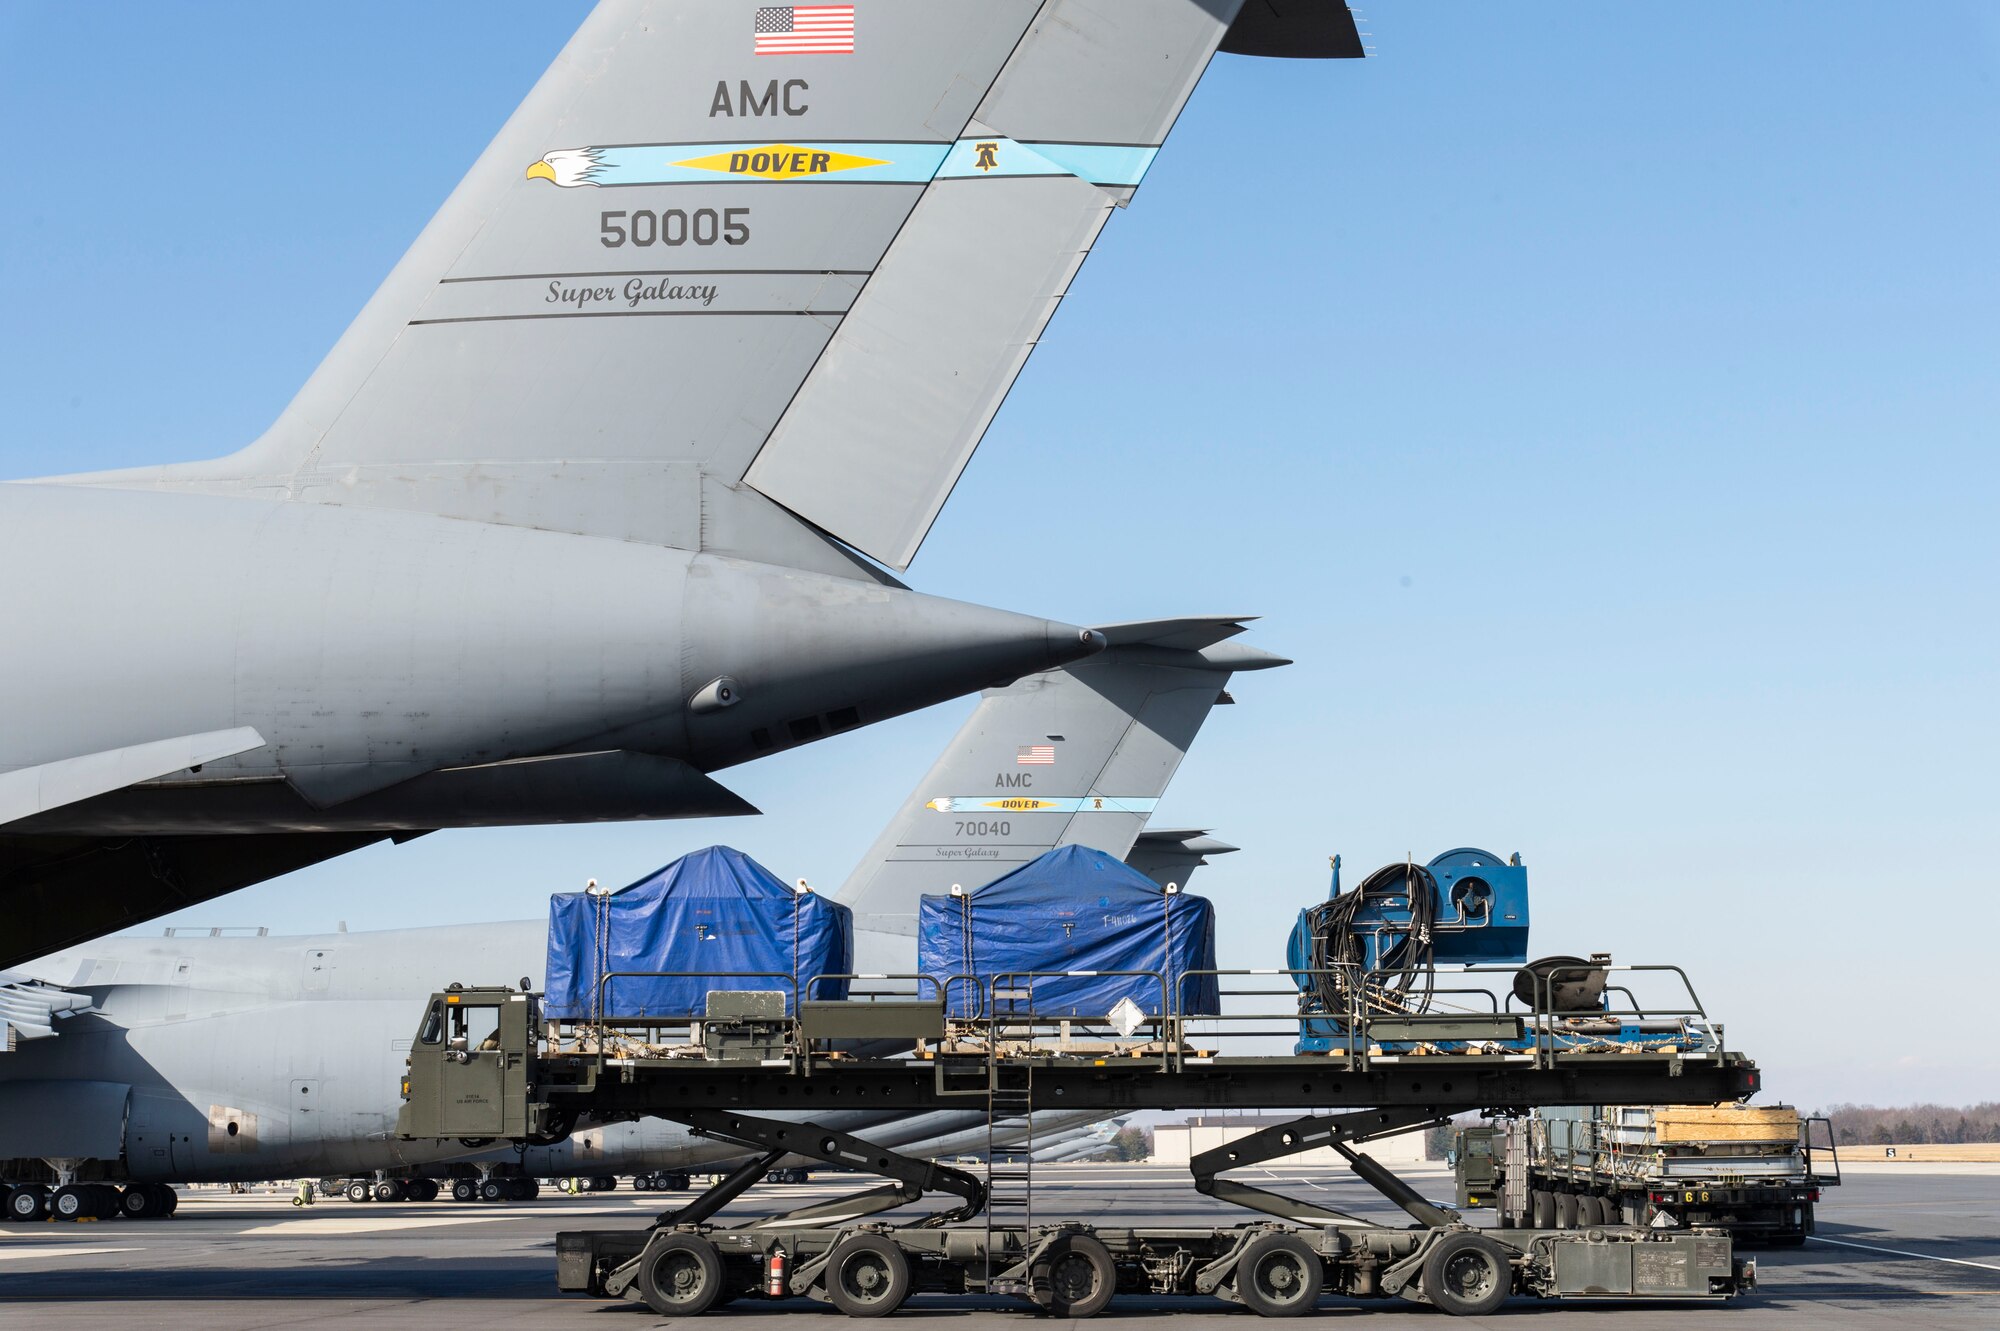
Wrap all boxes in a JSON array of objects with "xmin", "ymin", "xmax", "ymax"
[{"xmin": 525, "ymin": 148, "xmax": 606, "ymax": 188}]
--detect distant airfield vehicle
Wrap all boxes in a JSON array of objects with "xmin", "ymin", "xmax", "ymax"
[
  {"xmin": 1, "ymin": 633, "xmax": 1274, "ymax": 1219},
  {"xmin": 0, "ymin": 0, "xmax": 1361, "ymax": 965}
]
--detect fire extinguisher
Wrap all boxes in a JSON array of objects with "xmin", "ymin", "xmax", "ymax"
[{"xmin": 766, "ymin": 1246, "xmax": 788, "ymax": 1297}]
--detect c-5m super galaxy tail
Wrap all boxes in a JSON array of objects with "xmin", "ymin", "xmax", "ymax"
[
  {"xmin": 0, "ymin": 3, "xmax": 1358, "ymax": 963},
  {"xmin": 842, "ymin": 616, "xmax": 1286, "ymax": 954},
  {"xmin": 64, "ymin": 2, "xmax": 1360, "ymax": 573}
]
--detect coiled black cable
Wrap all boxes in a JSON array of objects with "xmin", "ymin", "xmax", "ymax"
[{"xmin": 1302, "ymin": 860, "xmax": 1440, "ymax": 1019}]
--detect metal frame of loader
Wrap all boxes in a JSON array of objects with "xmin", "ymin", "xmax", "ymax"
[{"xmin": 398, "ymin": 963, "xmax": 1762, "ymax": 1318}]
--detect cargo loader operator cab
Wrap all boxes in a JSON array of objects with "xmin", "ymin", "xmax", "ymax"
[{"xmin": 402, "ymin": 984, "xmax": 553, "ymax": 1145}]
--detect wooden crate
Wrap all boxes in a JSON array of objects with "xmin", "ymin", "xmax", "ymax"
[{"xmin": 1649, "ymin": 1104, "xmax": 1799, "ymax": 1145}]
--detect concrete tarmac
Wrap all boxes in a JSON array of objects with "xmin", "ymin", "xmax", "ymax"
[{"xmin": 1, "ymin": 1163, "xmax": 1994, "ymax": 1328}]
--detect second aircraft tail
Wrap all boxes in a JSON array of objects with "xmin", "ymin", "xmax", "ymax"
[{"xmin": 837, "ymin": 616, "xmax": 1285, "ymax": 936}]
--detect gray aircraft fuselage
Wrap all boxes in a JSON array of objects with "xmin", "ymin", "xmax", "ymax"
[{"xmin": 0, "ymin": 479, "xmax": 1098, "ymax": 964}]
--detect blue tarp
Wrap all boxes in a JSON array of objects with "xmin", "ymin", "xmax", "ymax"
[
  {"xmin": 917, "ymin": 845, "xmax": 1219, "ymax": 1019},
  {"xmin": 544, "ymin": 846, "xmax": 852, "ymax": 1020}
]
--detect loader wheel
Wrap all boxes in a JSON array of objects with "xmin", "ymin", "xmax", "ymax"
[
  {"xmin": 1422, "ymin": 1232, "xmax": 1511, "ymax": 1317},
  {"xmin": 636, "ymin": 1233, "xmax": 725, "ymax": 1316},
  {"xmin": 827, "ymin": 1233, "xmax": 913, "ymax": 1317},
  {"xmin": 1235, "ymin": 1231, "xmax": 1323, "ymax": 1318},
  {"xmin": 1036, "ymin": 1232, "xmax": 1116, "ymax": 1319},
  {"xmin": 1557, "ymin": 1192, "xmax": 1580, "ymax": 1229},
  {"xmin": 1530, "ymin": 1189, "xmax": 1555, "ymax": 1229},
  {"xmin": 1578, "ymin": 1194, "xmax": 1608, "ymax": 1226}
]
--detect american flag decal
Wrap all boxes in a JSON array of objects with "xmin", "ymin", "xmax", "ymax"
[
  {"xmin": 1016, "ymin": 744, "xmax": 1056, "ymax": 766},
  {"xmin": 755, "ymin": 6, "xmax": 856, "ymax": 55}
]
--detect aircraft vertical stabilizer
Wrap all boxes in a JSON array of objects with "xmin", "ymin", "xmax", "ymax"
[{"xmin": 837, "ymin": 618, "xmax": 1285, "ymax": 936}]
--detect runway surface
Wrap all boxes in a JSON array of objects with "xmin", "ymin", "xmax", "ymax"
[{"xmin": 2, "ymin": 1163, "xmax": 1994, "ymax": 1328}]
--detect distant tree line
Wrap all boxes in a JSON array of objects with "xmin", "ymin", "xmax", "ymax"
[{"xmin": 1816, "ymin": 1103, "xmax": 2000, "ymax": 1145}]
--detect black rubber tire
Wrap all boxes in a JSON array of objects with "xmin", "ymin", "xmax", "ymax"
[
  {"xmin": 1422, "ymin": 1232, "xmax": 1511, "ymax": 1317},
  {"xmin": 1578, "ymin": 1194, "xmax": 1607, "ymax": 1227},
  {"xmin": 6, "ymin": 1185, "xmax": 48, "ymax": 1223},
  {"xmin": 1556, "ymin": 1192, "xmax": 1580, "ymax": 1229},
  {"xmin": 374, "ymin": 1180, "xmax": 403, "ymax": 1203},
  {"xmin": 160, "ymin": 1185, "xmax": 178, "ymax": 1216},
  {"xmin": 51, "ymin": 1185, "xmax": 95, "ymax": 1221},
  {"xmin": 636, "ymin": 1233, "xmax": 725, "ymax": 1317},
  {"xmin": 509, "ymin": 1177, "xmax": 536, "ymax": 1201},
  {"xmin": 826, "ymin": 1233, "xmax": 913, "ymax": 1318},
  {"xmin": 411, "ymin": 1178, "xmax": 440, "ymax": 1203},
  {"xmin": 1529, "ymin": 1189, "xmax": 1556, "ymax": 1229},
  {"xmin": 664, "ymin": 1173, "xmax": 691, "ymax": 1192},
  {"xmin": 1234, "ymin": 1231, "xmax": 1323, "ymax": 1318},
  {"xmin": 346, "ymin": 1181, "xmax": 371, "ymax": 1203},
  {"xmin": 479, "ymin": 1178, "xmax": 508, "ymax": 1202},
  {"xmin": 1036, "ymin": 1232, "xmax": 1117, "ymax": 1319},
  {"xmin": 593, "ymin": 1175, "xmax": 617, "ymax": 1193},
  {"xmin": 119, "ymin": 1184, "xmax": 161, "ymax": 1219}
]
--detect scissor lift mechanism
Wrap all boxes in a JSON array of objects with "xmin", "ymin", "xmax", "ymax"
[{"xmin": 399, "ymin": 964, "xmax": 1761, "ymax": 1317}]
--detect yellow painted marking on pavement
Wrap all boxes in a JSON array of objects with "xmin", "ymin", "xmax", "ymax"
[
  {"xmin": 1809, "ymin": 1235, "xmax": 2000, "ymax": 1273},
  {"xmin": 239, "ymin": 1213, "xmax": 516, "ymax": 1236},
  {"xmin": 0, "ymin": 1245, "xmax": 140, "ymax": 1261}
]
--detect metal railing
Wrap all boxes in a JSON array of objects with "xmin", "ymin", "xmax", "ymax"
[{"xmin": 545, "ymin": 959, "xmax": 1724, "ymax": 1074}]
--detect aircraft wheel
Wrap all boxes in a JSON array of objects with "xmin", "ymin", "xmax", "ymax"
[
  {"xmin": 51, "ymin": 1185, "xmax": 99, "ymax": 1221},
  {"xmin": 593, "ymin": 1175, "xmax": 616, "ymax": 1193},
  {"xmin": 160, "ymin": 1185, "xmax": 178, "ymax": 1216},
  {"xmin": 119, "ymin": 1184, "xmax": 164, "ymax": 1220},
  {"xmin": 636, "ymin": 1233, "xmax": 725, "ymax": 1316},
  {"xmin": 374, "ymin": 1180, "xmax": 404, "ymax": 1203},
  {"xmin": 346, "ymin": 1181, "xmax": 371, "ymax": 1203},
  {"xmin": 451, "ymin": 1179, "xmax": 477, "ymax": 1202},
  {"xmin": 410, "ymin": 1179, "xmax": 440, "ymax": 1203},
  {"xmin": 1529, "ymin": 1189, "xmax": 1555, "ymax": 1229},
  {"xmin": 1035, "ymin": 1232, "xmax": 1116, "ymax": 1319},
  {"xmin": 6, "ymin": 1184, "xmax": 49, "ymax": 1222},
  {"xmin": 1234, "ymin": 1231, "xmax": 1322, "ymax": 1318},
  {"xmin": 508, "ymin": 1177, "xmax": 536, "ymax": 1201},
  {"xmin": 479, "ymin": 1178, "xmax": 508, "ymax": 1202},
  {"xmin": 1421, "ymin": 1232, "xmax": 1511, "ymax": 1317},
  {"xmin": 663, "ymin": 1173, "xmax": 691, "ymax": 1193},
  {"xmin": 827, "ymin": 1233, "xmax": 913, "ymax": 1318}
]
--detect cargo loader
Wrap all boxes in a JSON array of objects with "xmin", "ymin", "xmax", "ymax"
[{"xmin": 393, "ymin": 845, "xmax": 1766, "ymax": 1316}]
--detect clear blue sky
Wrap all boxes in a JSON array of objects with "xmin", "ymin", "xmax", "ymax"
[{"xmin": 2, "ymin": 4, "xmax": 1994, "ymax": 1109}]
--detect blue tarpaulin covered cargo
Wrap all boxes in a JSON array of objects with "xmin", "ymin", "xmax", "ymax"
[
  {"xmin": 917, "ymin": 845, "xmax": 1219, "ymax": 1018},
  {"xmin": 545, "ymin": 846, "xmax": 852, "ymax": 1020}
]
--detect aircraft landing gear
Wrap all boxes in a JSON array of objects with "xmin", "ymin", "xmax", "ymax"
[
  {"xmin": 122, "ymin": 1183, "xmax": 177, "ymax": 1219},
  {"xmin": 5, "ymin": 1184, "xmax": 49, "ymax": 1222},
  {"xmin": 50, "ymin": 1183, "xmax": 119, "ymax": 1221}
]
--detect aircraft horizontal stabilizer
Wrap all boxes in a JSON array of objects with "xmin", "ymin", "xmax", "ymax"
[
  {"xmin": 1091, "ymin": 617, "xmax": 1260, "ymax": 653},
  {"xmin": 0, "ymin": 975, "xmax": 94, "ymax": 1050},
  {"xmin": 1126, "ymin": 829, "xmax": 1238, "ymax": 890},
  {"xmin": 0, "ymin": 727, "xmax": 265, "ymax": 828}
]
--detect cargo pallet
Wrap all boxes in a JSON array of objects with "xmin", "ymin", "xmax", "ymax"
[{"xmin": 399, "ymin": 962, "xmax": 1762, "ymax": 1317}]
